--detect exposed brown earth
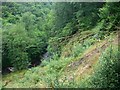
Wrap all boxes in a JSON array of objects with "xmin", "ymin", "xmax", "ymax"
[{"xmin": 62, "ymin": 35, "xmax": 118, "ymax": 81}]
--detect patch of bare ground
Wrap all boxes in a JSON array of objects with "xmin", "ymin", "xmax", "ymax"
[{"xmin": 62, "ymin": 35, "xmax": 118, "ymax": 82}]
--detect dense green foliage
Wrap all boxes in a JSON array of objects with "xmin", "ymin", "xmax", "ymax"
[
  {"xmin": 2, "ymin": 2, "xmax": 52, "ymax": 70},
  {"xmin": 2, "ymin": 2, "xmax": 120, "ymax": 88},
  {"xmin": 89, "ymin": 45, "xmax": 120, "ymax": 88},
  {"xmin": 2, "ymin": 3, "xmax": 120, "ymax": 88}
]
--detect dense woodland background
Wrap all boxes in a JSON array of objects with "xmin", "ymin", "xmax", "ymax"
[{"xmin": 1, "ymin": 2, "xmax": 120, "ymax": 88}]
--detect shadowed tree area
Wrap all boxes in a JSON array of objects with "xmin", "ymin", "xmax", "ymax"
[{"xmin": 2, "ymin": 2, "xmax": 120, "ymax": 88}]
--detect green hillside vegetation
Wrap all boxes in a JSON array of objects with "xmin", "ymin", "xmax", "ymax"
[{"xmin": 2, "ymin": 2, "xmax": 120, "ymax": 88}]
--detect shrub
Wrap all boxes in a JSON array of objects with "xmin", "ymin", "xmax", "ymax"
[
  {"xmin": 47, "ymin": 37, "xmax": 61, "ymax": 56},
  {"xmin": 61, "ymin": 22, "xmax": 73, "ymax": 37},
  {"xmin": 72, "ymin": 43, "xmax": 85, "ymax": 57},
  {"xmin": 85, "ymin": 45, "xmax": 120, "ymax": 88},
  {"xmin": 2, "ymin": 23, "xmax": 46, "ymax": 70},
  {"xmin": 2, "ymin": 23, "xmax": 30, "ymax": 70}
]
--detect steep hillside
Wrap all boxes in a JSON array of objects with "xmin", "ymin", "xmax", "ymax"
[
  {"xmin": 2, "ymin": 31, "xmax": 119, "ymax": 88},
  {"xmin": 2, "ymin": 2, "xmax": 120, "ymax": 88}
]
